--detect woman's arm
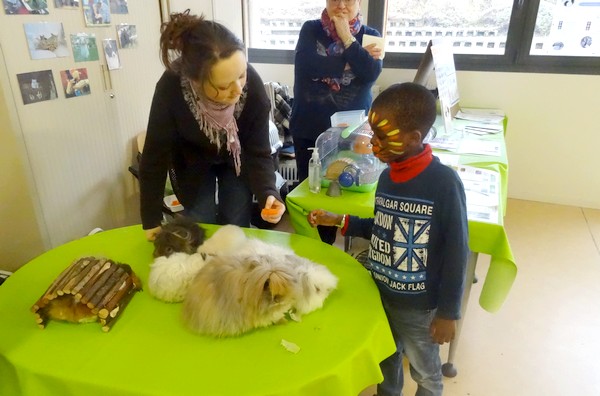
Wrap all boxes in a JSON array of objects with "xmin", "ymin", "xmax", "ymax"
[
  {"xmin": 237, "ymin": 65, "xmax": 281, "ymax": 207},
  {"xmin": 343, "ymin": 27, "xmax": 383, "ymax": 83},
  {"xmin": 139, "ymin": 73, "xmax": 177, "ymax": 230},
  {"xmin": 294, "ymin": 20, "xmax": 347, "ymax": 80}
]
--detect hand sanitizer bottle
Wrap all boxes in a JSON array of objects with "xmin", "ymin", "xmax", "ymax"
[{"xmin": 308, "ymin": 147, "xmax": 321, "ymax": 193}]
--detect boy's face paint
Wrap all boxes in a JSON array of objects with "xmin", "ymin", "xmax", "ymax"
[{"xmin": 369, "ymin": 108, "xmax": 408, "ymax": 163}]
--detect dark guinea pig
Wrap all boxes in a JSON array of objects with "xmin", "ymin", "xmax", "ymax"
[{"xmin": 153, "ymin": 217, "xmax": 206, "ymax": 258}]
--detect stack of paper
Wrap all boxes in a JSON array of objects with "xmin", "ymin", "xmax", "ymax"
[
  {"xmin": 454, "ymin": 165, "xmax": 500, "ymax": 224},
  {"xmin": 456, "ymin": 108, "xmax": 505, "ymax": 124}
]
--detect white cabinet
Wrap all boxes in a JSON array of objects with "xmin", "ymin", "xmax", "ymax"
[{"xmin": 0, "ymin": 1, "xmax": 164, "ymax": 248}]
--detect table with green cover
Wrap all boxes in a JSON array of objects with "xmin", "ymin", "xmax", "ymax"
[
  {"xmin": 0, "ymin": 225, "xmax": 395, "ymax": 396},
  {"xmin": 286, "ymin": 117, "xmax": 517, "ymax": 376}
]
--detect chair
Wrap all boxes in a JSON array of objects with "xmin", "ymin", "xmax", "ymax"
[{"xmin": 128, "ymin": 132, "xmax": 181, "ymax": 220}]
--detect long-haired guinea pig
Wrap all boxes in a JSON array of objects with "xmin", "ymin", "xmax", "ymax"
[
  {"xmin": 196, "ymin": 224, "xmax": 248, "ymax": 255},
  {"xmin": 283, "ymin": 255, "xmax": 338, "ymax": 316},
  {"xmin": 153, "ymin": 217, "xmax": 206, "ymax": 258},
  {"xmin": 148, "ymin": 252, "xmax": 207, "ymax": 303},
  {"xmin": 181, "ymin": 254, "xmax": 298, "ymax": 337}
]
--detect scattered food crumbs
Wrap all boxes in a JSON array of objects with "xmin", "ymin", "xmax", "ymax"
[
  {"xmin": 281, "ymin": 339, "xmax": 300, "ymax": 354},
  {"xmin": 284, "ymin": 309, "xmax": 300, "ymax": 322}
]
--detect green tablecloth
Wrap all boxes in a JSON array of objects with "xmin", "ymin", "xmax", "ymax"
[
  {"xmin": 286, "ymin": 118, "xmax": 516, "ymax": 313},
  {"xmin": 0, "ymin": 225, "xmax": 395, "ymax": 396}
]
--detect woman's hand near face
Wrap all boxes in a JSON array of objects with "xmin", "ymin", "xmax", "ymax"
[{"xmin": 330, "ymin": 15, "xmax": 352, "ymax": 43}]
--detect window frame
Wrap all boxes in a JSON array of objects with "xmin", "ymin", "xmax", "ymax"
[{"xmin": 246, "ymin": 0, "xmax": 600, "ymax": 75}]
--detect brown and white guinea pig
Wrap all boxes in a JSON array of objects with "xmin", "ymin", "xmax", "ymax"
[
  {"xmin": 153, "ymin": 217, "xmax": 206, "ymax": 258},
  {"xmin": 285, "ymin": 255, "xmax": 338, "ymax": 316},
  {"xmin": 181, "ymin": 254, "xmax": 298, "ymax": 337}
]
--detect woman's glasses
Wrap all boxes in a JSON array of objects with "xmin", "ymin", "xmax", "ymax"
[{"xmin": 329, "ymin": 0, "xmax": 357, "ymax": 5}]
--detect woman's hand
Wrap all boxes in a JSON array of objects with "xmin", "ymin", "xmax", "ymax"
[
  {"xmin": 331, "ymin": 15, "xmax": 352, "ymax": 44},
  {"xmin": 261, "ymin": 195, "xmax": 285, "ymax": 224},
  {"xmin": 144, "ymin": 226, "xmax": 161, "ymax": 241},
  {"xmin": 363, "ymin": 43, "xmax": 383, "ymax": 60}
]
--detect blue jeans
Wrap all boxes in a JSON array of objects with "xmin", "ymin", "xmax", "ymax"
[
  {"xmin": 377, "ymin": 301, "xmax": 442, "ymax": 396},
  {"xmin": 185, "ymin": 164, "xmax": 252, "ymax": 227}
]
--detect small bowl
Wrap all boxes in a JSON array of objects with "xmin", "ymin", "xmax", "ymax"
[{"xmin": 163, "ymin": 194, "xmax": 184, "ymax": 212}]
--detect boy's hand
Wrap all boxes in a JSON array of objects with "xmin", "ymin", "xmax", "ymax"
[
  {"xmin": 430, "ymin": 317, "xmax": 457, "ymax": 345},
  {"xmin": 307, "ymin": 209, "xmax": 342, "ymax": 227}
]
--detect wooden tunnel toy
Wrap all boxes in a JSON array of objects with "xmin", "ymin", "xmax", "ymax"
[{"xmin": 31, "ymin": 256, "xmax": 142, "ymax": 332}]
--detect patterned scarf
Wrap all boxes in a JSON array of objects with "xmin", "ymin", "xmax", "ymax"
[
  {"xmin": 320, "ymin": 8, "xmax": 362, "ymax": 91},
  {"xmin": 389, "ymin": 144, "xmax": 433, "ymax": 183},
  {"xmin": 181, "ymin": 77, "xmax": 246, "ymax": 176}
]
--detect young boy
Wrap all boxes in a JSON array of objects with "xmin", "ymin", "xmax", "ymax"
[{"xmin": 307, "ymin": 82, "xmax": 469, "ymax": 396}]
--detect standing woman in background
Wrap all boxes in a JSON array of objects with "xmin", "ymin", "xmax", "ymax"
[
  {"xmin": 139, "ymin": 11, "xmax": 285, "ymax": 241},
  {"xmin": 289, "ymin": 0, "xmax": 383, "ymax": 243}
]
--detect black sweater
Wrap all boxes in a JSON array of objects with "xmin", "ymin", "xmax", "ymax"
[{"xmin": 139, "ymin": 64, "xmax": 279, "ymax": 229}]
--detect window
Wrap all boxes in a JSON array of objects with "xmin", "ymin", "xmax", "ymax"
[{"xmin": 245, "ymin": 0, "xmax": 600, "ymax": 75}]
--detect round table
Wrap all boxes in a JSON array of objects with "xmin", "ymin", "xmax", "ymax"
[{"xmin": 0, "ymin": 225, "xmax": 395, "ymax": 396}]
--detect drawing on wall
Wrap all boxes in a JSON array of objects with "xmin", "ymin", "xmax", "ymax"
[
  {"xmin": 83, "ymin": 0, "xmax": 110, "ymax": 26},
  {"xmin": 4, "ymin": 0, "xmax": 49, "ymax": 15},
  {"xmin": 53, "ymin": 0, "xmax": 79, "ymax": 8},
  {"xmin": 103, "ymin": 38, "xmax": 120, "ymax": 70},
  {"xmin": 59, "ymin": 68, "xmax": 91, "ymax": 98},
  {"xmin": 109, "ymin": 0, "xmax": 126, "ymax": 14},
  {"xmin": 17, "ymin": 70, "xmax": 58, "ymax": 105},
  {"xmin": 116, "ymin": 24, "xmax": 136, "ymax": 48},
  {"xmin": 71, "ymin": 33, "xmax": 99, "ymax": 62},
  {"xmin": 24, "ymin": 22, "xmax": 69, "ymax": 60}
]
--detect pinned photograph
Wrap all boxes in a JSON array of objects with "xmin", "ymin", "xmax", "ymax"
[
  {"xmin": 24, "ymin": 22, "xmax": 69, "ymax": 60},
  {"xmin": 4, "ymin": 0, "xmax": 49, "ymax": 14},
  {"xmin": 116, "ymin": 24, "xmax": 136, "ymax": 48},
  {"xmin": 103, "ymin": 38, "xmax": 120, "ymax": 70},
  {"xmin": 83, "ymin": 0, "xmax": 110, "ymax": 26},
  {"xmin": 109, "ymin": 0, "xmax": 126, "ymax": 14},
  {"xmin": 17, "ymin": 70, "xmax": 58, "ymax": 105},
  {"xmin": 53, "ymin": 0, "xmax": 79, "ymax": 8},
  {"xmin": 70, "ymin": 33, "xmax": 99, "ymax": 62},
  {"xmin": 59, "ymin": 68, "xmax": 90, "ymax": 98}
]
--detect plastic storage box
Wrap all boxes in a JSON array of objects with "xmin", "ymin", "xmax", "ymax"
[
  {"xmin": 316, "ymin": 122, "xmax": 387, "ymax": 193},
  {"xmin": 330, "ymin": 110, "xmax": 366, "ymax": 127}
]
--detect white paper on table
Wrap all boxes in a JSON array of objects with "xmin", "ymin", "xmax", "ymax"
[
  {"xmin": 362, "ymin": 34, "xmax": 385, "ymax": 59},
  {"xmin": 456, "ymin": 108, "xmax": 505, "ymax": 124},
  {"xmin": 458, "ymin": 140, "xmax": 502, "ymax": 157},
  {"xmin": 462, "ymin": 122, "xmax": 503, "ymax": 135},
  {"xmin": 429, "ymin": 135, "xmax": 461, "ymax": 151},
  {"xmin": 455, "ymin": 165, "xmax": 500, "ymax": 207},
  {"xmin": 436, "ymin": 153, "xmax": 460, "ymax": 167},
  {"xmin": 467, "ymin": 204, "xmax": 499, "ymax": 224}
]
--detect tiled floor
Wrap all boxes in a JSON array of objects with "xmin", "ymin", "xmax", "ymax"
[{"xmin": 274, "ymin": 198, "xmax": 600, "ymax": 396}]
